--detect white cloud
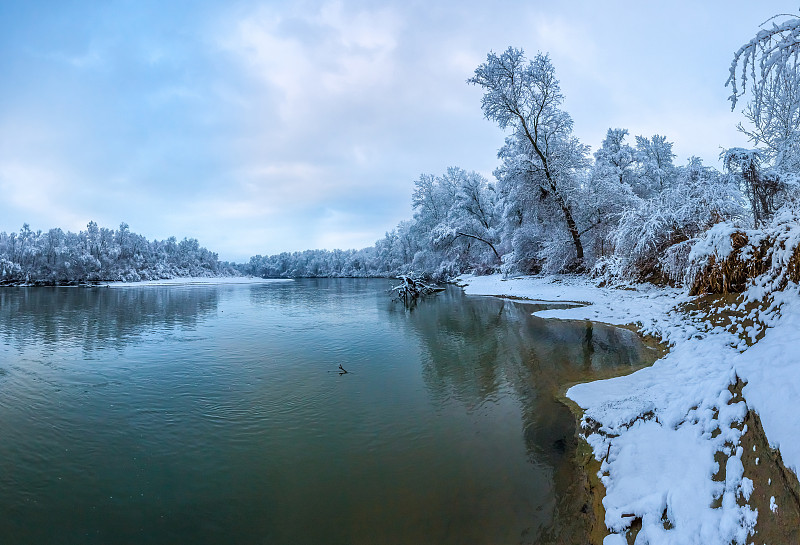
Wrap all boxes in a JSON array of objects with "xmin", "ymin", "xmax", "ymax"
[
  {"xmin": 0, "ymin": 162, "xmax": 85, "ymax": 229},
  {"xmin": 223, "ymin": 2, "xmax": 403, "ymax": 123},
  {"xmin": 313, "ymin": 207, "xmax": 377, "ymax": 250}
]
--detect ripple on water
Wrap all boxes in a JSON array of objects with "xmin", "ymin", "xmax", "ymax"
[{"xmin": 0, "ymin": 279, "xmax": 657, "ymax": 545}]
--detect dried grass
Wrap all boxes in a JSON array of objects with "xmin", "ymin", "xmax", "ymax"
[{"xmin": 690, "ymin": 231, "xmax": 800, "ymax": 295}]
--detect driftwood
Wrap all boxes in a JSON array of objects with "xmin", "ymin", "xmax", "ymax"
[{"xmin": 390, "ymin": 274, "xmax": 443, "ymax": 304}]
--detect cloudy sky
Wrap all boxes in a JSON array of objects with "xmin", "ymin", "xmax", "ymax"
[{"xmin": 0, "ymin": 1, "xmax": 792, "ymax": 261}]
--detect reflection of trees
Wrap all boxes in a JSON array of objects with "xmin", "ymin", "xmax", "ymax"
[
  {"xmin": 396, "ymin": 288, "xmax": 650, "ymax": 417},
  {"xmin": 0, "ymin": 286, "xmax": 219, "ymax": 352},
  {"xmin": 394, "ymin": 287, "xmax": 658, "ymax": 538},
  {"xmin": 249, "ymin": 278, "xmax": 393, "ymax": 312}
]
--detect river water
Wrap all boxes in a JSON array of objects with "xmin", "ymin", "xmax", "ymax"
[{"xmin": 0, "ymin": 279, "xmax": 655, "ymax": 544}]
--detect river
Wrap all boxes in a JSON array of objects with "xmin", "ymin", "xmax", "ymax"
[{"xmin": 0, "ymin": 279, "xmax": 656, "ymax": 544}]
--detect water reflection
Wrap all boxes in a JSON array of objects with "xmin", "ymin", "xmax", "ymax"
[
  {"xmin": 394, "ymin": 287, "xmax": 649, "ymax": 408},
  {"xmin": 0, "ymin": 280, "xmax": 657, "ymax": 544},
  {"xmin": 391, "ymin": 286, "xmax": 657, "ymax": 538},
  {"xmin": 0, "ymin": 286, "xmax": 219, "ymax": 352}
]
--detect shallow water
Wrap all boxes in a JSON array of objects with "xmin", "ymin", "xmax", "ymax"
[{"xmin": 0, "ymin": 279, "xmax": 656, "ymax": 544}]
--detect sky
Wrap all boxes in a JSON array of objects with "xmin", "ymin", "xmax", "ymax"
[{"xmin": 0, "ymin": 1, "xmax": 795, "ymax": 261}]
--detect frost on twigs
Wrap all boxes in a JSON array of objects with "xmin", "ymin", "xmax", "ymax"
[{"xmin": 727, "ymin": 14, "xmax": 800, "ymax": 110}]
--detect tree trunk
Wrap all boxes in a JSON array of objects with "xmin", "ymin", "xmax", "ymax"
[
  {"xmin": 516, "ymin": 114, "xmax": 584, "ymax": 266},
  {"xmin": 556, "ymin": 196, "xmax": 584, "ymax": 262}
]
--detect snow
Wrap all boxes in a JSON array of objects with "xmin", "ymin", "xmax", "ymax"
[
  {"xmin": 103, "ymin": 276, "xmax": 291, "ymax": 287},
  {"xmin": 458, "ymin": 273, "xmax": 800, "ymax": 543},
  {"xmin": 735, "ymin": 286, "xmax": 800, "ymax": 477}
]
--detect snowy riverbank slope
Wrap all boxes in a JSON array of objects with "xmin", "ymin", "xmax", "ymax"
[{"xmin": 459, "ymin": 274, "xmax": 800, "ymax": 545}]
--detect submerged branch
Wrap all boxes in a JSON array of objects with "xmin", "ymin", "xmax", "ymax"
[{"xmin": 390, "ymin": 274, "xmax": 442, "ymax": 304}]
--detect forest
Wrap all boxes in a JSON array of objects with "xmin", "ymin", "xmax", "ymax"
[
  {"xmin": 2, "ymin": 15, "xmax": 800, "ymax": 287},
  {"xmin": 0, "ymin": 221, "xmax": 236, "ymax": 285}
]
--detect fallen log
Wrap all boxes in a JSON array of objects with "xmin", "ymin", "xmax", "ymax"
[{"xmin": 390, "ymin": 274, "xmax": 441, "ymax": 304}]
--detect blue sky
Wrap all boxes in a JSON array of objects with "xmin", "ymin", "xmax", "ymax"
[{"xmin": 0, "ymin": 1, "xmax": 792, "ymax": 261}]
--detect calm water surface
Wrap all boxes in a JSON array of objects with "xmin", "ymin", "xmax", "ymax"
[{"xmin": 0, "ymin": 279, "xmax": 654, "ymax": 544}]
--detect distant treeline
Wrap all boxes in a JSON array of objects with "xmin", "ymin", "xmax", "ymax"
[
  {"xmin": 238, "ymin": 247, "xmax": 390, "ymax": 278},
  {"xmin": 0, "ymin": 222, "xmax": 236, "ymax": 285}
]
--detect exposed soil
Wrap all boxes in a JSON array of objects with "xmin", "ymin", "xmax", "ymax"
[{"xmin": 739, "ymin": 407, "xmax": 800, "ymax": 543}]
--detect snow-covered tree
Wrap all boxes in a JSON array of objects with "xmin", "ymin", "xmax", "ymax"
[
  {"xmin": 0, "ymin": 222, "xmax": 233, "ymax": 285},
  {"xmin": 727, "ymin": 14, "xmax": 800, "ymax": 111},
  {"xmin": 584, "ymin": 130, "xmax": 642, "ymax": 260},
  {"xmin": 634, "ymin": 134, "xmax": 677, "ymax": 195},
  {"xmin": 469, "ymin": 48, "xmax": 590, "ymax": 270},
  {"xmin": 609, "ymin": 158, "xmax": 746, "ymax": 283},
  {"xmin": 724, "ymin": 13, "xmax": 800, "ymax": 231},
  {"xmin": 722, "ymin": 147, "xmax": 784, "ymax": 227},
  {"xmin": 736, "ymin": 59, "xmax": 800, "ymax": 172},
  {"xmin": 594, "ymin": 128, "xmax": 637, "ymax": 187},
  {"xmin": 406, "ymin": 167, "xmax": 502, "ymax": 277},
  {"xmin": 431, "ymin": 168, "xmax": 502, "ymax": 272}
]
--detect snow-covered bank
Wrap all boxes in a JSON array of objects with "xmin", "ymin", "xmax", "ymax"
[
  {"xmin": 103, "ymin": 276, "xmax": 291, "ymax": 287},
  {"xmin": 459, "ymin": 274, "xmax": 800, "ymax": 544}
]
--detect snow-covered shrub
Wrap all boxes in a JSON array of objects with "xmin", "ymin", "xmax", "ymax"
[
  {"xmin": 688, "ymin": 202, "xmax": 800, "ymax": 295},
  {"xmin": 610, "ymin": 159, "xmax": 745, "ymax": 284}
]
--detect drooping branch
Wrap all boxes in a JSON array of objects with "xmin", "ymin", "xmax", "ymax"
[
  {"xmin": 454, "ymin": 232, "xmax": 502, "ymax": 262},
  {"xmin": 727, "ymin": 16, "xmax": 800, "ymax": 109}
]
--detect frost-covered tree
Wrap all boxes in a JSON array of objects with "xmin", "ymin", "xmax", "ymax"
[
  {"xmin": 722, "ymin": 148, "xmax": 785, "ymax": 228},
  {"xmin": 406, "ymin": 167, "xmax": 501, "ymax": 277},
  {"xmin": 609, "ymin": 158, "xmax": 746, "ymax": 283},
  {"xmin": 736, "ymin": 59, "xmax": 800, "ymax": 171},
  {"xmin": 725, "ymin": 13, "xmax": 800, "ymax": 229},
  {"xmin": 634, "ymin": 134, "xmax": 677, "ymax": 195},
  {"xmin": 469, "ymin": 48, "xmax": 590, "ymax": 270},
  {"xmin": 432, "ymin": 168, "xmax": 502, "ymax": 271},
  {"xmin": 727, "ymin": 14, "xmax": 800, "ymax": 112},
  {"xmin": 594, "ymin": 128, "xmax": 637, "ymax": 187},
  {"xmin": 584, "ymin": 130, "xmax": 642, "ymax": 260},
  {"xmin": 0, "ymin": 222, "xmax": 233, "ymax": 285}
]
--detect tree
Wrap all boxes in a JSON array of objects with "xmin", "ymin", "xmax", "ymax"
[
  {"xmin": 611, "ymin": 157, "xmax": 745, "ymax": 282},
  {"xmin": 469, "ymin": 47, "xmax": 589, "ymax": 269},
  {"xmin": 433, "ymin": 168, "xmax": 502, "ymax": 268},
  {"xmin": 736, "ymin": 59, "xmax": 800, "ymax": 171},
  {"xmin": 722, "ymin": 148, "xmax": 783, "ymax": 227},
  {"xmin": 726, "ymin": 13, "xmax": 800, "ymax": 228},
  {"xmin": 727, "ymin": 14, "xmax": 800, "ymax": 111},
  {"xmin": 594, "ymin": 128, "xmax": 636, "ymax": 187},
  {"xmin": 585, "ymin": 130, "xmax": 641, "ymax": 259},
  {"xmin": 408, "ymin": 167, "xmax": 502, "ymax": 277},
  {"xmin": 635, "ymin": 134, "xmax": 676, "ymax": 195}
]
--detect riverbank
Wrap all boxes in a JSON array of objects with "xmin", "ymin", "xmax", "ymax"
[{"xmin": 458, "ymin": 274, "xmax": 800, "ymax": 544}]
